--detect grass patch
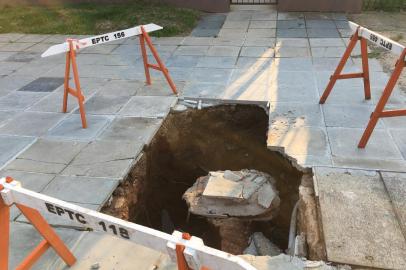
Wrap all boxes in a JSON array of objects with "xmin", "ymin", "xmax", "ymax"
[
  {"xmin": 363, "ymin": 0, "xmax": 406, "ymax": 11},
  {"xmin": 0, "ymin": 1, "xmax": 201, "ymax": 36}
]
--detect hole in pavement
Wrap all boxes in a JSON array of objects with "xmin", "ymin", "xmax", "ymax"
[{"xmin": 103, "ymin": 104, "xmax": 317, "ymax": 256}]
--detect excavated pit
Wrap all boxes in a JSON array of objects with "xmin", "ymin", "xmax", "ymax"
[{"xmin": 103, "ymin": 104, "xmax": 319, "ymax": 256}]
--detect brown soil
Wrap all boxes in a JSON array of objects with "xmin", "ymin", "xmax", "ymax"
[
  {"xmin": 102, "ymin": 104, "xmax": 320, "ymax": 256},
  {"xmin": 349, "ymin": 12, "xmax": 406, "ymax": 92}
]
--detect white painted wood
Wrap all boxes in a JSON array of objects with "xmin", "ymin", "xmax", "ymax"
[
  {"xmin": 0, "ymin": 178, "xmax": 256, "ymax": 270},
  {"xmin": 41, "ymin": 23, "xmax": 162, "ymax": 57},
  {"xmin": 349, "ymin": 21, "xmax": 405, "ymax": 58}
]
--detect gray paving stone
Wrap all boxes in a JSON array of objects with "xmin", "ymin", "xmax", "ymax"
[
  {"xmin": 272, "ymin": 57, "xmax": 312, "ymax": 71},
  {"xmin": 61, "ymin": 140, "xmax": 142, "ymax": 178},
  {"xmin": 191, "ymin": 28, "xmax": 220, "ymax": 37},
  {"xmin": 207, "ymin": 46, "xmax": 240, "ymax": 57},
  {"xmin": 0, "ymin": 33, "xmax": 25, "ymax": 42},
  {"xmin": 269, "ymin": 84, "xmax": 319, "ymax": 103},
  {"xmin": 9, "ymin": 223, "xmax": 82, "ymax": 270},
  {"xmin": 323, "ymin": 104, "xmax": 384, "ymax": 129},
  {"xmin": 47, "ymin": 114, "xmax": 111, "ymax": 141},
  {"xmin": 327, "ymin": 127, "xmax": 403, "ymax": 160},
  {"xmin": 308, "ymin": 28, "xmax": 340, "ymax": 38},
  {"xmin": 304, "ymin": 13, "xmax": 334, "ymax": 20},
  {"xmin": 119, "ymin": 96, "xmax": 176, "ymax": 118},
  {"xmin": 246, "ymin": 28, "xmax": 276, "ymax": 38},
  {"xmin": 152, "ymin": 37, "xmax": 184, "ymax": 46},
  {"xmin": 275, "ymin": 38, "xmax": 309, "ymax": 47},
  {"xmin": 0, "ymin": 42, "xmax": 35, "ymax": 52},
  {"xmin": 77, "ymin": 94, "xmax": 130, "ymax": 115},
  {"xmin": 17, "ymin": 138, "xmax": 87, "ymax": 165},
  {"xmin": 0, "ymin": 135, "xmax": 34, "ymax": 166},
  {"xmin": 136, "ymin": 80, "xmax": 185, "ymax": 97},
  {"xmin": 0, "ymin": 111, "xmax": 17, "ymax": 126},
  {"xmin": 244, "ymin": 37, "xmax": 275, "ymax": 47},
  {"xmin": 42, "ymin": 175, "xmax": 119, "ymax": 205},
  {"xmin": 332, "ymin": 156, "xmax": 406, "ymax": 172},
  {"xmin": 240, "ymin": 46, "xmax": 274, "ymax": 57},
  {"xmin": 196, "ymin": 56, "xmax": 237, "ymax": 68},
  {"xmin": 309, "ymin": 38, "xmax": 345, "ymax": 47},
  {"xmin": 0, "ymin": 92, "xmax": 47, "ymax": 110},
  {"xmin": 312, "ymin": 57, "xmax": 355, "ymax": 72},
  {"xmin": 99, "ymin": 117, "xmax": 162, "ymax": 142},
  {"xmin": 173, "ymin": 46, "xmax": 209, "ymax": 56},
  {"xmin": 251, "ymin": 12, "xmax": 278, "ymax": 21},
  {"xmin": 267, "ymin": 126, "xmax": 329, "ymax": 157},
  {"xmin": 311, "ymin": 47, "xmax": 346, "ymax": 58},
  {"xmin": 191, "ymin": 68, "xmax": 232, "ymax": 84},
  {"xmin": 212, "ymin": 37, "xmax": 245, "ymax": 46},
  {"xmin": 0, "ymin": 51, "xmax": 15, "ymax": 61},
  {"xmin": 276, "ymin": 28, "xmax": 307, "ymax": 38},
  {"xmin": 97, "ymin": 79, "xmax": 142, "ymax": 96},
  {"xmin": 275, "ymin": 46, "xmax": 310, "ymax": 58},
  {"xmin": 316, "ymin": 71, "xmax": 363, "ymax": 89},
  {"xmin": 222, "ymin": 20, "xmax": 250, "ymax": 29},
  {"xmin": 221, "ymin": 82, "xmax": 270, "ymax": 102},
  {"xmin": 277, "ymin": 12, "xmax": 304, "ymax": 20},
  {"xmin": 182, "ymin": 82, "xmax": 226, "ymax": 99},
  {"xmin": 17, "ymin": 77, "xmax": 64, "ymax": 92},
  {"xmin": 0, "ymin": 61, "xmax": 25, "ymax": 75},
  {"xmin": 380, "ymin": 171, "xmax": 406, "ymax": 233},
  {"xmin": 235, "ymin": 57, "xmax": 271, "ymax": 69},
  {"xmin": 390, "ymin": 129, "xmax": 406, "ymax": 159},
  {"xmin": 229, "ymin": 67, "xmax": 270, "ymax": 86},
  {"xmin": 5, "ymin": 51, "xmax": 39, "ymax": 63},
  {"xmin": 271, "ymin": 71, "xmax": 317, "ymax": 88},
  {"xmin": 0, "ymin": 170, "xmax": 54, "ymax": 191},
  {"xmin": 314, "ymin": 167, "xmax": 406, "ymax": 269},
  {"xmin": 335, "ymin": 20, "xmax": 351, "ymax": 29},
  {"xmin": 268, "ymin": 102, "xmax": 324, "ymax": 127},
  {"xmin": 166, "ymin": 55, "xmax": 202, "ymax": 68},
  {"xmin": 17, "ymin": 34, "xmax": 49, "ymax": 43},
  {"xmin": 0, "ymin": 112, "xmax": 65, "ymax": 136},
  {"xmin": 338, "ymin": 28, "xmax": 353, "ymax": 38},
  {"xmin": 249, "ymin": 20, "xmax": 277, "ymax": 29},
  {"xmin": 181, "ymin": 37, "xmax": 214, "ymax": 46},
  {"xmin": 306, "ymin": 19, "xmax": 336, "ymax": 29},
  {"xmin": 276, "ymin": 20, "xmax": 305, "ymax": 29}
]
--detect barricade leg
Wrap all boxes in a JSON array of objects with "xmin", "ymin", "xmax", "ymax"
[
  {"xmin": 358, "ymin": 50, "xmax": 406, "ymax": 148},
  {"xmin": 139, "ymin": 26, "xmax": 178, "ymax": 95},
  {"xmin": 175, "ymin": 233, "xmax": 191, "ymax": 270},
  {"xmin": 319, "ymin": 30, "xmax": 359, "ymax": 104},
  {"xmin": 62, "ymin": 40, "xmax": 87, "ymax": 128},
  {"xmin": 16, "ymin": 204, "xmax": 76, "ymax": 268},
  {"xmin": 0, "ymin": 198, "xmax": 10, "ymax": 270},
  {"xmin": 62, "ymin": 50, "xmax": 71, "ymax": 113},
  {"xmin": 139, "ymin": 34, "xmax": 152, "ymax": 85},
  {"xmin": 360, "ymin": 38, "xmax": 371, "ymax": 100}
]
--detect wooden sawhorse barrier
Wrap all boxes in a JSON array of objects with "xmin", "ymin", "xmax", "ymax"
[
  {"xmin": 0, "ymin": 176, "xmax": 255, "ymax": 270},
  {"xmin": 42, "ymin": 24, "xmax": 177, "ymax": 129},
  {"xmin": 319, "ymin": 21, "xmax": 406, "ymax": 148}
]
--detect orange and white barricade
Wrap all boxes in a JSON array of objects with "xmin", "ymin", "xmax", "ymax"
[
  {"xmin": 0, "ymin": 177, "xmax": 256, "ymax": 270},
  {"xmin": 319, "ymin": 21, "xmax": 406, "ymax": 148},
  {"xmin": 42, "ymin": 24, "xmax": 178, "ymax": 129}
]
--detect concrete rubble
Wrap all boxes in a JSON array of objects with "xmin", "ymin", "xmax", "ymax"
[
  {"xmin": 243, "ymin": 232, "xmax": 282, "ymax": 257},
  {"xmin": 183, "ymin": 169, "xmax": 280, "ymax": 220}
]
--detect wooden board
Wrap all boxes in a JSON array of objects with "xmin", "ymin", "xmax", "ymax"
[{"xmin": 314, "ymin": 167, "xmax": 406, "ymax": 269}]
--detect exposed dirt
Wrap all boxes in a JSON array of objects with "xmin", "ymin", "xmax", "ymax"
[
  {"xmin": 102, "ymin": 104, "xmax": 322, "ymax": 257},
  {"xmin": 350, "ymin": 12, "xmax": 406, "ymax": 92}
]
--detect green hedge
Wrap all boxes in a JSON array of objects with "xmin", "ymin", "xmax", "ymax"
[{"xmin": 363, "ymin": 0, "xmax": 406, "ymax": 11}]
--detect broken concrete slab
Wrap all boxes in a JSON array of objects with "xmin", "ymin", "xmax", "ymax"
[
  {"xmin": 184, "ymin": 170, "xmax": 280, "ymax": 219},
  {"xmin": 314, "ymin": 167, "xmax": 406, "ymax": 269}
]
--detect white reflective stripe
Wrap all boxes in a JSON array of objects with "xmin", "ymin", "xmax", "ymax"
[
  {"xmin": 0, "ymin": 179, "xmax": 256, "ymax": 270},
  {"xmin": 349, "ymin": 21, "xmax": 405, "ymax": 57},
  {"xmin": 41, "ymin": 23, "xmax": 162, "ymax": 57}
]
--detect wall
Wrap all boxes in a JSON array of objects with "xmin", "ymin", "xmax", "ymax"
[{"xmin": 277, "ymin": 0, "xmax": 363, "ymax": 13}]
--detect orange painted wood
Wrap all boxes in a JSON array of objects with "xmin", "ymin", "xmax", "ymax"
[
  {"xmin": 358, "ymin": 49, "xmax": 406, "ymax": 148},
  {"xmin": 62, "ymin": 40, "xmax": 87, "ymax": 128},
  {"xmin": 361, "ymin": 38, "xmax": 371, "ymax": 100},
  {"xmin": 15, "ymin": 240, "xmax": 50, "ymax": 270},
  {"xmin": 335, "ymin": 73, "xmax": 364, "ymax": 79},
  {"xmin": 319, "ymin": 29, "xmax": 361, "ymax": 104},
  {"xmin": 0, "ymin": 197, "xmax": 10, "ymax": 270},
  {"xmin": 16, "ymin": 204, "xmax": 76, "ymax": 267},
  {"xmin": 140, "ymin": 26, "xmax": 178, "ymax": 95}
]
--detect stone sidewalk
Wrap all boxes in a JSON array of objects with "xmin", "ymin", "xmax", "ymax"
[{"xmin": 0, "ymin": 4, "xmax": 405, "ymax": 270}]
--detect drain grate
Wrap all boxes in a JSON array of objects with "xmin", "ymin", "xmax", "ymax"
[{"xmin": 18, "ymin": 77, "xmax": 64, "ymax": 92}]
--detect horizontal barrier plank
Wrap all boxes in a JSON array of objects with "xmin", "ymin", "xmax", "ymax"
[
  {"xmin": 349, "ymin": 21, "xmax": 405, "ymax": 57},
  {"xmin": 41, "ymin": 23, "xmax": 162, "ymax": 57},
  {"xmin": 0, "ymin": 179, "xmax": 255, "ymax": 270}
]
